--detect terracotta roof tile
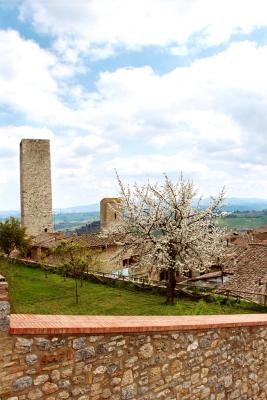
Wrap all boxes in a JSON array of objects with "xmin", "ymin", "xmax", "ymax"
[
  {"xmin": 218, "ymin": 244, "xmax": 267, "ymax": 302},
  {"xmin": 33, "ymin": 233, "xmax": 122, "ymax": 249}
]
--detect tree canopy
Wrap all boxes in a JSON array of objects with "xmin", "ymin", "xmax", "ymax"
[
  {"xmin": 102, "ymin": 173, "xmax": 226, "ymax": 304},
  {"xmin": 0, "ymin": 217, "xmax": 31, "ymax": 256}
]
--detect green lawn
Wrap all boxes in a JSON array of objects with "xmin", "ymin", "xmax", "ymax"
[
  {"xmin": 219, "ymin": 215, "xmax": 267, "ymax": 230},
  {"xmin": 0, "ymin": 258, "xmax": 266, "ymax": 315}
]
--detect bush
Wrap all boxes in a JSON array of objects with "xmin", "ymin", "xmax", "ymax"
[{"xmin": 0, "ymin": 217, "xmax": 31, "ymax": 256}]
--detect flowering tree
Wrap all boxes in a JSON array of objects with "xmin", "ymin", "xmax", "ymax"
[{"xmin": 102, "ymin": 173, "xmax": 226, "ymax": 304}]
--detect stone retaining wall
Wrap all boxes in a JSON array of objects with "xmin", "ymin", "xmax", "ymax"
[
  {"xmin": 0, "ymin": 277, "xmax": 10, "ymax": 335},
  {"xmin": 0, "ymin": 280, "xmax": 267, "ymax": 399}
]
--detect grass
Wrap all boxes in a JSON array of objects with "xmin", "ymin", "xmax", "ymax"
[
  {"xmin": 0, "ymin": 258, "xmax": 266, "ymax": 315},
  {"xmin": 219, "ymin": 215, "xmax": 267, "ymax": 230}
]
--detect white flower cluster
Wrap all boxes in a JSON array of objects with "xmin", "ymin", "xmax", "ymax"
[{"xmin": 102, "ymin": 173, "xmax": 226, "ymax": 277}]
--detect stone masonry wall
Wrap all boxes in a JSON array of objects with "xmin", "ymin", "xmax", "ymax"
[
  {"xmin": 0, "ymin": 326, "xmax": 266, "ymax": 400},
  {"xmin": 20, "ymin": 139, "xmax": 53, "ymax": 237},
  {"xmin": 0, "ymin": 277, "xmax": 10, "ymax": 336},
  {"xmin": 100, "ymin": 198, "xmax": 122, "ymax": 231},
  {"xmin": 0, "ymin": 280, "xmax": 266, "ymax": 400}
]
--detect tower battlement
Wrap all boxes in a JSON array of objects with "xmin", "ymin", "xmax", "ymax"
[{"xmin": 100, "ymin": 197, "xmax": 122, "ymax": 231}]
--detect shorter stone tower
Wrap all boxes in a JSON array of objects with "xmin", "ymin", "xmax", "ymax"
[
  {"xmin": 100, "ymin": 198, "xmax": 122, "ymax": 231},
  {"xmin": 20, "ymin": 139, "xmax": 53, "ymax": 237}
]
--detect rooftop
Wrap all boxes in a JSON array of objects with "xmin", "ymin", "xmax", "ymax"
[
  {"xmin": 219, "ymin": 243, "xmax": 267, "ymax": 302},
  {"xmin": 33, "ymin": 232, "xmax": 122, "ymax": 249}
]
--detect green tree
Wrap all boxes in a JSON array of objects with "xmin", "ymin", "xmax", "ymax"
[
  {"xmin": 0, "ymin": 217, "xmax": 31, "ymax": 256},
  {"xmin": 39, "ymin": 251, "xmax": 52, "ymax": 278},
  {"xmin": 53, "ymin": 240, "xmax": 100, "ymax": 304}
]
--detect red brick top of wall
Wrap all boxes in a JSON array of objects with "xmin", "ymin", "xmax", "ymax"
[{"xmin": 9, "ymin": 314, "xmax": 267, "ymax": 335}]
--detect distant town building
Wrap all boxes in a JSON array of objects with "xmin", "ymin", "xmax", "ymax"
[{"xmin": 20, "ymin": 139, "xmax": 53, "ymax": 237}]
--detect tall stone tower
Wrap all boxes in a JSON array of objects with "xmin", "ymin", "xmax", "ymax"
[
  {"xmin": 100, "ymin": 198, "xmax": 122, "ymax": 231},
  {"xmin": 20, "ymin": 139, "xmax": 53, "ymax": 237}
]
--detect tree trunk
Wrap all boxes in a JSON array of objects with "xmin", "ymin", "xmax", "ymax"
[
  {"xmin": 166, "ymin": 268, "xmax": 176, "ymax": 305},
  {"xmin": 75, "ymin": 279, "xmax": 79, "ymax": 304}
]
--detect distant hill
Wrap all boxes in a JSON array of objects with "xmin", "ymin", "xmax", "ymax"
[
  {"xmin": 76, "ymin": 220, "xmax": 100, "ymax": 235},
  {"xmin": 190, "ymin": 197, "xmax": 267, "ymax": 212},
  {"xmin": 214, "ymin": 198, "xmax": 267, "ymax": 212},
  {"xmin": 1, "ymin": 198, "xmax": 267, "ymax": 220},
  {"xmin": 54, "ymin": 211, "xmax": 99, "ymax": 231},
  {"xmin": 0, "ymin": 210, "xmax": 20, "ymax": 220},
  {"xmin": 54, "ymin": 204, "xmax": 99, "ymax": 213},
  {"xmin": 0, "ymin": 204, "xmax": 99, "ymax": 219},
  {"xmin": 224, "ymin": 199, "xmax": 267, "ymax": 212}
]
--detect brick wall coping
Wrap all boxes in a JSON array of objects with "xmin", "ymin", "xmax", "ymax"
[{"xmin": 9, "ymin": 313, "xmax": 267, "ymax": 335}]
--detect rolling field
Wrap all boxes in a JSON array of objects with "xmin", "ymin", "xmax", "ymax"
[{"xmin": 219, "ymin": 215, "xmax": 267, "ymax": 230}]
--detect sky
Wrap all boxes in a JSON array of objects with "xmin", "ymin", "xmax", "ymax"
[{"xmin": 0, "ymin": 0, "xmax": 267, "ymax": 210}]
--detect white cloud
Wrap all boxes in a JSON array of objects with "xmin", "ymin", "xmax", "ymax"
[
  {"xmin": 0, "ymin": 29, "xmax": 81, "ymax": 125},
  {"xmin": 170, "ymin": 45, "xmax": 189, "ymax": 56},
  {"xmin": 0, "ymin": 125, "xmax": 55, "ymax": 207},
  {"xmin": 73, "ymin": 41, "xmax": 267, "ymax": 198},
  {"xmin": 0, "ymin": 125, "xmax": 54, "ymax": 158},
  {"xmin": 1, "ymin": 14, "xmax": 267, "ymax": 208},
  {"xmin": 72, "ymin": 42, "xmax": 266, "ymax": 153},
  {"xmin": 0, "ymin": 124, "xmax": 121, "ymax": 209},
  {"xmin": 103, "ymin": 153, "xmax": 239, "ymax": 199},
  {"xmin": 19, "ymin": 0, "xmax": 267, "ymax": 60},
  {"xmin": 104, "ymin": 153, "xmax": 207, "ymax": 176}
]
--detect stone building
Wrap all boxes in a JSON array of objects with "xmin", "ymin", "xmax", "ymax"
[
  {"xmin": 26, "ymin": 192, "xmax": 135, "ymax": 274},
  {"xmin": 20, "ymin": 139, "xmax": 53, "ymax": 237},
  {"xmin": 100, "ymin": 197, "xmax": 122, "ymax": 231},
  {"xmin": 31, "ymin": 232, "xmax": 131, "ymax": 273}
]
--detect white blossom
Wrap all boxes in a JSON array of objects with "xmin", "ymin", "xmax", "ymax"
[{"xmin": 102, "ymin": 173, "xmax": 226, "ymax": 280}]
